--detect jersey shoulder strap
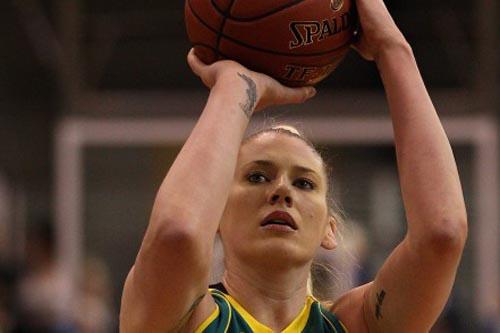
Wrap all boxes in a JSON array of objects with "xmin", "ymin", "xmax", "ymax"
[{"xmin": 195, "ymin": 287, "xmax": 253, "ymax": 333}]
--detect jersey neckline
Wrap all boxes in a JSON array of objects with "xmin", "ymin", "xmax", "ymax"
[{"xmin": 198, "ymin": 283, "xmax": 316, "ymax": 333}]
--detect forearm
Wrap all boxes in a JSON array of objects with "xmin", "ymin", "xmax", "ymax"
[
  {"xmin": 377, "ymin": 44, "xmax": 467, "ymax": 248},
  {"xmin": 121, "ymin": 54, "xmax": 316, "ymax": 331},
  {"xmin": 150, "ymin": 75, "xmax": 253, "ymax": 236}
]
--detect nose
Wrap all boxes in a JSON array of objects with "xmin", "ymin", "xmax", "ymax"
[{"xmin": 268, "ymin": 177, "xmax": 293, "ymax": 207}]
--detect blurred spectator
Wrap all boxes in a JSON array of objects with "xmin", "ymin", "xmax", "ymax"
[
  {"xmin": 13, "ymin": 220, "xmax": 76, "ymax": 333},
  {"xmin": 12, "ymin": 218, "xmax": 115, "ymax": 333},
  {"xmin": 76, "ymin": 256, "xmax": 114, "ymax": 333}
]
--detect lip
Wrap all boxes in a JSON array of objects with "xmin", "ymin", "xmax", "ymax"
[{"xmin": 261, "ymin": 211, "xmax": 298, "ymax": 230}]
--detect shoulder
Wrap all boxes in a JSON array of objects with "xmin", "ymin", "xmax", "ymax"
[
  {"xmin": 313, "ymin": 302, "xmax": 349, "ymax": 333},
  {"xmin": 329, "ymin": 282, "xmax": 373, "ymax": 333}
]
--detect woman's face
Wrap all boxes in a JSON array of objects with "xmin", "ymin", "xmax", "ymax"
[{"xmin": 219, "ymin": 132, "xmax": 336, "ymax": 267}]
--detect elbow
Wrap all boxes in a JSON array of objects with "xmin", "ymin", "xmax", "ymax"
[
  {"xmin": 153, "ymin": 218, "xmax": 212, "ymax": 280},
  {"xmin": 145, "ymin": 203, "xmax": 216, "ymax": 274},
  {"xmin": 152, "ymin": 204, "xmax": 199, "ymax": 235},
  {"xmin": 153, "ymin": 217, "xmax": 201, "ymax": 248},
  {"xmin": 148, "ymin": 208, "xmax": 205, "ymax": 252},
  {"xmin": 422, "ymin": 216, "xmax": 468, "ymax": 256},
  {"xmin": 146, "ymin": 217, "xmax": 211, "ymax": 274}
]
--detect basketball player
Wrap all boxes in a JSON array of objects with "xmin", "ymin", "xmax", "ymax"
[{"xmin": 120, "ymin": 0, "xmax": 467, "ymax": 331}]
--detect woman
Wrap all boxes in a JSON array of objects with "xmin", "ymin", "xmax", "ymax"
[{"xmin": 120, "ymin": 0, "xmax": 468, "ymax": 331}]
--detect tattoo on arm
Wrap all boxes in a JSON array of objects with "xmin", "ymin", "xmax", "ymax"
[
  {"xmin": 237, "ymin": 72, "xmax": 257, "ymax": 118},
  {"xmin": 375, "ymin": 290, "xmax": 386, "ymax": 320}
]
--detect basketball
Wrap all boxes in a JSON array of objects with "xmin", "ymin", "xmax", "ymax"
[{"xmin": 185, "ymin": 0, "xmax": 358, "ymax": 87}]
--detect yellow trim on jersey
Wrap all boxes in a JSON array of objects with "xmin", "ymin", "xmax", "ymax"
[
  {"xmin": 339, "ymin": 319, "xmax": 349, "ymax": 332},
  {"xmin": 221, "ymin": 292, "xmax": 232, "ymax": 333},
  {"xmin": 195, "ymin": 304, "xmax": 220, "ymax": 333},
  {"xmin": 224, "ymin": 294, "xmax": 316, "ymax": 333},
  {"xmin": 202, "ymin": 290, "xmax": 233, "ymax": 333},
  {"xmin": 321, "ymin": 311, "xmax": 341, "ymax": 333}
]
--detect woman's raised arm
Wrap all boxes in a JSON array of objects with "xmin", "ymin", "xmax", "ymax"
[
  {"xmin": 119, "ymin": 50, "xmax": 316, "ymax": 333},
  {"xmin": 333, "ymin": 1, "xmax": 468, "ymax": 332}
]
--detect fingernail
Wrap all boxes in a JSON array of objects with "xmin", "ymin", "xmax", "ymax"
[{"xmin": 308, "ymin": 87, "xmax": 317, "ymax": 97}]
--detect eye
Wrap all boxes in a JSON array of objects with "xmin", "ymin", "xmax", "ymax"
[
  {"xmin": 294, "ymin": 178, "xmax": 315, "ymax": 190},
  {"xmin": 247, "ymin": 171, "xmax": 268, "ymax": 183}
]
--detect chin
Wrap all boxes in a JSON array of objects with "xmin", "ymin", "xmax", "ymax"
[{"xmin": 248, "ymin": 239, "xmax": 312, "ymax": 269}]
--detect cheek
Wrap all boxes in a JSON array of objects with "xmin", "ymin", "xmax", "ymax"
[
  {"xmin": 220, "ymin": 184, "xmax": 257, "ymax": 226},
  {"xmin": 301, "ymin": 196, "xmax": 328, "ymax": 228},
  {"xmin": 228, "ymin": 184, "xmax": 252, "ymax": 208},
  {"xmin": 220, "ymin": 189, "xmax": 238, "ymax": 227},
  {"xmin": 233, "ymin": 183, "xmax": 264, "ymax": 205}
]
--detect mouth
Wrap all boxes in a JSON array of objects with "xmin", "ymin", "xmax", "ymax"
[{"xmin": 261, "ymin": 211, "xmax": 298, "ymax": 231}]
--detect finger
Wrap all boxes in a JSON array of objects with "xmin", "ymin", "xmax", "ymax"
[
  {"xmin": 187, "ymin": 48, "xmax": 204, "ymax": 76},
  {"xmin": 275, "ymin": 85, "xmax": 317, "ymax": 105}
]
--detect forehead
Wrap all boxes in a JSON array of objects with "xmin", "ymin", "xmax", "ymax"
[{"xmin": 238, "ymin": 132, "xmax": 324, "ymax": 173}]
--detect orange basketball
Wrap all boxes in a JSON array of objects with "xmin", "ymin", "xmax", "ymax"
[{"xmin": 185, "ymin": 0, "xmax": 357, "ymax": 87}]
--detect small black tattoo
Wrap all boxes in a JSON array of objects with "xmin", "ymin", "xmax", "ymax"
[
  {"xmin": 237, "ymin": 72, "xmax": 257, "ymax": 118},
  {"xmin": 375, "ymin": 290, "xmax": 386, "ymax": 320}
]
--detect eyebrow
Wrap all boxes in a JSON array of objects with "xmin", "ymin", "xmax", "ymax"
[{"xmin": 244, "ymin": 160, "xmax": 320, "ymax": 176}]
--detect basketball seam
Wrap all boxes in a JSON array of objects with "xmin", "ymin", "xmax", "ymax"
[
  {"xmin": 211, "ymin": 0, "xmax": 308, "ymax": 22},
  {"xmin": 191, "ymin": 41, "xmax": 345, "ymax": 84},
  {"xmin": 187, "ymin": 0, "xmax": 353, "ymax": 57},
  {"xmin": 190, "ymin": 42, "xmax": 334, "ymax": 66},
  {"xmin": 215, "ymin": 0, "xmax": 239, "ymax": 58},
  {"xmin": 191, "ymin": 42, "xmax": 219, "ymax": 53}
]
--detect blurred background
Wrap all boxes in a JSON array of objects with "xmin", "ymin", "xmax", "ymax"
[{"xmin": 0, "ymin": 0, "xmax": 499, "ymax": 332}]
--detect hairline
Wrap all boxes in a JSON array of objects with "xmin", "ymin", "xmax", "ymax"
[{"xmin": 242, "ymin": 128, "xmax": 329, "ymax": 183}]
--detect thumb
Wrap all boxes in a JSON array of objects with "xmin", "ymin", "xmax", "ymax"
[
  {"xmin": 275, "ymin": 85, "xmax": 317, "ymax": 105},
  {"xmin": 187, "ymin": 48, "xmax": 204, "ymax": 77}
]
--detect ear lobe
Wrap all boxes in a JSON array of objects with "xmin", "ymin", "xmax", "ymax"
[{"xmin": 321, "ymin": 216, "xmax": 337, "ymax": 250}]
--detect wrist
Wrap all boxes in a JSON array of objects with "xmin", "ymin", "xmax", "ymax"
[
  {"xmin": 211, "ymin": 72, "xmax": 259, "ymax": 118},
  {"xmin": 374, "ymin": 40, "xmax": 413, "ymax": 65},
  {"xmin": 214, "ymin": 69, "xmax": 245, "ymax": 86}
]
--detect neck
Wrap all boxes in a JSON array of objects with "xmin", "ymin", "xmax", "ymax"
[{"xmin": 222, "ymin": 259, "xmax": 311, "ymax": 331}]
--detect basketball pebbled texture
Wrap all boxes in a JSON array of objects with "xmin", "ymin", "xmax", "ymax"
[{"xmin": 185, "ymin": 0, "xmax": 358, "ymax": 86}]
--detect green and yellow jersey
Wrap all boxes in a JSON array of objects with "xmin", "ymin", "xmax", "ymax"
[{"xmin": 195, "ymin": 284, "xmax": 348, "ymax": 333}]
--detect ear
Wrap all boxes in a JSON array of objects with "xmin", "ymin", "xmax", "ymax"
[{"xmin": 321, "ymin": 216, "xmax": 337, "ymax": 250}]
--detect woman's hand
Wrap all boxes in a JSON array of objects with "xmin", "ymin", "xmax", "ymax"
[
  {"xmin": 353, "ymin": 0, "xmax": 410, "ymax": 61},
  {"xmin": 187, "ymin": 49, "xmax": 316, "ymax": 113}
]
